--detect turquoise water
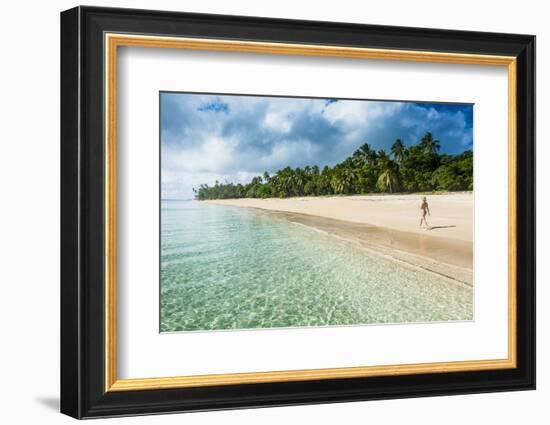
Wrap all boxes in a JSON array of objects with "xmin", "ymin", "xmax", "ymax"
[{"xmin": 160, "ymin": 200, "xmax": 472, "ymax": 332}]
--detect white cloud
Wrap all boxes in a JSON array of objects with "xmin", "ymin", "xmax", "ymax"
[{"xmin": 161, "ymin": 93, "xmax": 472, "ymax": 199}]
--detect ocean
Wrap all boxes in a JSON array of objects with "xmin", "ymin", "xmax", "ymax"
[{"xmin": 160, "ymin": 200, "xmax": 472, "ymax": 332}]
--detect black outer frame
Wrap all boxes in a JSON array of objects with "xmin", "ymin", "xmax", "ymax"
[{"xmin": 60, "ymin": 5, "xmax": 535, "ymax": 419}]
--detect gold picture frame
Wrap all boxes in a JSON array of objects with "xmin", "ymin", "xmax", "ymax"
[{"xmin": 104, "ymin": 33, "xmax": 517, "ymax": 392}]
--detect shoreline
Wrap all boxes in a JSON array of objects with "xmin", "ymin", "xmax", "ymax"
[{"xmin": 203, "ymin": 193, "xmax": 473, "ymax": 285}]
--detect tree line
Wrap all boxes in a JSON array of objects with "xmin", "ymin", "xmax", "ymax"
[{"xmin": 194, "ymin": 132, "xmax": 473, "ymax": 200}]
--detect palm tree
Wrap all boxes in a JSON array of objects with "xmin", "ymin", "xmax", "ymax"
[
  {"xmin": 391, "ymin": 139, "xmax": 406, "ymax": 163},
  {"xmin": 362, "ymin": 143, "xmax": 378, "ymax": 164},
  {"xmin": 376, "ymin": 149, "xmax": 390, "ymax": 167},
  {"xmin": 194, "ymin": 131, "xmax": 474, "ymax": 200},
  {"xmin": 251, "ymin": 176, "xmax": 262, "ymax": 185},
  {"xmin": 352, "ymin": 142, "xmax": 377, "ymax": 166},
  {"xmin": 420, "ymin": 132, "xmax": 441, "ymax": 154},
  {"xmin": 377, "ymin": 167, "xmax": 399, "ymax": 193},
  {"xmin": 292, "ymin": 168, "xmax": 306, "ymax": 195},
  {"xmin": 342, "ymin": 167, "xmax": 356, "ymax": 193}
]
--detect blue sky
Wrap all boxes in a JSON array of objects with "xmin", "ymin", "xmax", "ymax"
[{"xmin": 161, "ymin": 92, "xmax": 473, "ymax": 199}]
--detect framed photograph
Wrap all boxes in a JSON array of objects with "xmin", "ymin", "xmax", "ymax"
[{"xmin": 60, "ymin": 6, "xmax": 535, "ymax": 419}]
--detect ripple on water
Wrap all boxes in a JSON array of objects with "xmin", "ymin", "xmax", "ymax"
[{"xmin": 160, "ymin": 200, "xmax": 473, "ymax": 332}]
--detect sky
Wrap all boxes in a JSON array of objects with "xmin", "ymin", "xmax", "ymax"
[{"xmin": 161, "ymin": 92, "xmax": 473, "ymax": 199}]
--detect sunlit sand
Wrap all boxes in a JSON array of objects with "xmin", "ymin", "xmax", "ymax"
[{"xmin": 205, "ymin": 192, "xmax": 473, "ymax": 285}]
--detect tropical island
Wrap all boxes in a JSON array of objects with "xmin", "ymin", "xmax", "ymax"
[
  {"xmin": 194, "ymin": 132, "xmax": 472, "ymax": 200},
  {"xmin": 161, "ymin": 93, "xmax": 475, "ymax": 332}
]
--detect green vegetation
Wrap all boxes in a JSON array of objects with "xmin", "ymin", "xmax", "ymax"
[{"xmin": 194, "ymin": 132, "xmax": 473, "ymax": 200}]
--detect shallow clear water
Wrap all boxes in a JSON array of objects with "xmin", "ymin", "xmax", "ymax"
[{"xmin": 160, "ymin": 200, "xmax": 472, "ymax": 332}]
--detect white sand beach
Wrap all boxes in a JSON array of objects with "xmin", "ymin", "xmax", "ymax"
[
  {"xmin": 204, "ymin": 192, "xmax": 473, "ymax": 285},
  {"xmin": 205, "ymin": 193, "xmax": 472, "ymax": 241}
]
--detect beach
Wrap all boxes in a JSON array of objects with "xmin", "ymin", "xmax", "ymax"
[
  {"xmin": 204, "ymin": 193, "xmax": 473, "ymax": 285},
  {"xmin": 161, "ymin": 198, "xmax": 473, "ymax": 331}
]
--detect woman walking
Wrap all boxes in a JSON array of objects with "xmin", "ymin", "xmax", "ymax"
[{"xmin": 420, "ymin": 196, "xmax": 430, "ymax": 227}]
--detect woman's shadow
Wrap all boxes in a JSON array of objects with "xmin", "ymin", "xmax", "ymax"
[{"xmin": 427, "ymin": 225, "xmax": 456, "ymax": 231}]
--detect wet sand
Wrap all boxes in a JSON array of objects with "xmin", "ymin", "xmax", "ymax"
[{"xmin": 204, "ymin": 193, "xmax": 473, "ymax": 285}]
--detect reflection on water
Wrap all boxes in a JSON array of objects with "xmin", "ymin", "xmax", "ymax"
[{"xmin": 161, "ymin": 200, "xmax": 472, "ymax": 332}]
